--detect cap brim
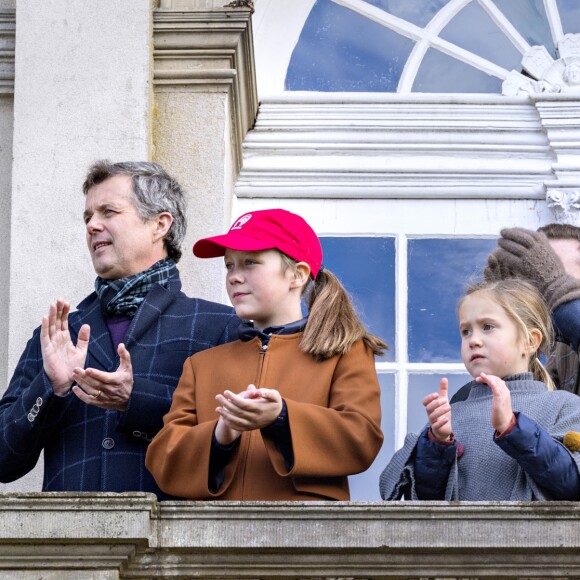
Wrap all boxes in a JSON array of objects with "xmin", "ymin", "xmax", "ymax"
[{"xmin": 193, "ymin": 232, "xmax": 276, "ymax": 258}]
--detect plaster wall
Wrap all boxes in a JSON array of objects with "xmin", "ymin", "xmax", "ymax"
[
  {"xmin": 4, "ymin": 0, "xmax": 152, "ymax": 491},
  {"xmin": 154, "ymin": 90, "xmax": 233, "ymax": 305},
  {"xmin": 0, "ymin": 1, "xmax": 14, "ymax": 8}
]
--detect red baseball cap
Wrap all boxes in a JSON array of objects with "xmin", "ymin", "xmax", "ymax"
[{"xmin": 193, "ymin": 209, "xmax": 323, "ymax": 278}]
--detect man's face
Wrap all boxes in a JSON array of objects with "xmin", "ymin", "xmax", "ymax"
[
  {"xmin": 84, "ymin": 174, "xmax": 167, "ymax": 280},
  {"xmin": 548, "ymin": 238, "xmax": 580, "ymax": 280}
]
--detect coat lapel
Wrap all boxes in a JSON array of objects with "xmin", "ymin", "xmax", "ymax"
[
  {"xmin": 71, "ymin": 293, "xmax": 116, "ymax": 371},
  {"xmin": 123, "ymin": 280, "xmax": 178, "ymax": 351}
]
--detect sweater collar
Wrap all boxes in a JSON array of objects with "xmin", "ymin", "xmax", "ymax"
[{"xmin": 465, "ymin": 372, "xmax": 548, "ymax": 400}]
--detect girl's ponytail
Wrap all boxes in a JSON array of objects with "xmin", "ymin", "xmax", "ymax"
[
  {"xmin": 300, "ymin": 268, "xmax": 387, "ymax": 361},
  {"xmin": 531, "ymin": 357, "xmax": 555, "ymax": 391}
]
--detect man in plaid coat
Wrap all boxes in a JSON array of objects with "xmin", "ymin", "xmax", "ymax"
[{"xmin": 0, "ymin": 161, "xmax": 239, "ymax": 498}]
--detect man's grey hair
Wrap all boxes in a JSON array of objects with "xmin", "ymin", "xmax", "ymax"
[{"xmin": 83, "ymin": 160, "xmax": 187, "ymax": 262}]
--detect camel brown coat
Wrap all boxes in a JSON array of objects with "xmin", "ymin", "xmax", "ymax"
[{"xmin": 145, "ymin": 333, "xmax": 383, "ymax": 500}]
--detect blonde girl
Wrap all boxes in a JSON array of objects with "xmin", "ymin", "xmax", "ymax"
[
  {"xmin": 380, "ymin": 279, "xmax": 580, "ymax": 501},
  {"xmin": 146, "ymin": 209, "xmax": 385, "ymax": 500}
]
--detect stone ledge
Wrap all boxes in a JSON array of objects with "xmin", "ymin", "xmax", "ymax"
[
  {"xmin": 235, "ymin": 99, "xmax": 553, "ymax": 200},
  {"xmin": 1, "ymin": 495, "xmax": 580, "ymax": 578}
]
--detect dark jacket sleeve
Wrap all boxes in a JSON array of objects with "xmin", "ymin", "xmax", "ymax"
[
  {"xmin": 0, "ymin": 328, "xmax": 75, "ymax": 482},
  {"xmin": 414, "ymin": 426, "xmax": 458, "ymax": 500},
  {"xmin": 495, "ymin": 412, "xmax": 580, "ymax": 500},
  {"xmin": 552, "ymin": 299, "xmax": 580, "ymax": 351}
]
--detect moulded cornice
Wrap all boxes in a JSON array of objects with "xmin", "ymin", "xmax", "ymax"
[
  {"xmin": 0, "ymin": 9, "xmax": 15, "ymax": 96},
  {"xmin": 153, "ymin": 5, "xmax": 258, "ymax": 173},
  {"xmin": 535, "ymin": 99, "xmax": 580, "ymax": 222},
  {"xmin": 235, "ymin": 97, "xmax": 554, "ymax": 199}
]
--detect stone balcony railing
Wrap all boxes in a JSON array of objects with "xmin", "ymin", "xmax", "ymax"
[{"xmin": 1, "ymin": 494, "xmax": 580, "ymax": 578}]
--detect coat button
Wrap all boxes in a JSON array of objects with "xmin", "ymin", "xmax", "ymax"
[
  {"xmin": 102, "ymin": 437, "xmax": 115, "ymax": 450},
  {"xmin": 36, "ymin": 397, "xmax": 43, "ymax": 406},
  {"xmin": 27, "ymin": 413, "xmax": 35, "ymax": 423}
]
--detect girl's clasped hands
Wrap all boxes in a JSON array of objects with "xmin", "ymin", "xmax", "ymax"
[{"xmin": 214, "ymin": 385, "xmax": 283, "ymax": 445}]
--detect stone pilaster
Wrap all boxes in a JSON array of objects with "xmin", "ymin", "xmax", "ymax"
[
  {"xmin": 0, "ymin": 8, "xmax": 14, "ymax": 390},
  {"xmin": 153, "ymin": 0, "xmax": 258, "ymax": 302}
]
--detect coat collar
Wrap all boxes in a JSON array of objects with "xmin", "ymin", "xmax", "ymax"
[{"xmin": 70, "ymin": 269, "xmax": 182, "ymax": 369}]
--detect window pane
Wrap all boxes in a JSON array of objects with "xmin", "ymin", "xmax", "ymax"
[
  {"xmin": 286, "ymin": 0, "xmax": 415, "ymax": 92},
  {"xmin": 413, "ymin": 48, "xmax": 504, "ymax": 92},
  {"xmin": 557, "ymin": 0, "xmax": 580, "ymax": 35},
  {"xmin": 407, "ymin": 373, "xmax": 472, "ymax": 435},
  {"xmin": 320, "ymin": 237, "xmax": 395, "ymax": 360},
  {"xmin": 493, "ymin": 0, "xmax": 556, "ymax": 57},
  {"xmin": 364, "ymin": 0, "xmax": 452, "ymax": 28},
  {"xmin": 408, "ymin": 238, "xmax": 497, "ymax": 362},
  {"xmin": 440, "ymin": 1, "xmax": 523, "ymax": 70},
  {"xmin": 349, "ymin": 373, "xmax": 395, "ymax": 501}
]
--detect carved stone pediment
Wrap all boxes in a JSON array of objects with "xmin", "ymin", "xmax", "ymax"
[{"xmin": 503, "ymin": 34, "xmax": 580, "ymax": 95}]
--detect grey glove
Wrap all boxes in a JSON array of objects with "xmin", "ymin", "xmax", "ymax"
[
  {"xmin": 483, "ymin": 248, "xmax": 517, "ymax": 282},
  {"xmin": 493, "ymin": 227, "xmax": 580, "ymax": 311}
]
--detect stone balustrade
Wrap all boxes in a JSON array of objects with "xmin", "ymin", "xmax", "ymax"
[{"xmin": 0, "ymin": 493, "xmax": 579, "ymax": 578}]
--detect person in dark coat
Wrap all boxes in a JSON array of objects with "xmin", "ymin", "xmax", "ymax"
[{"xmin": 0, "ymin": 160, "xmax": 239, "ymax": 498}]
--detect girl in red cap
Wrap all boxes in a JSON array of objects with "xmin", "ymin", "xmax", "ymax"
[{"xmin": 146, "ymin": 209, "xmax": 386, "ymax": 500}]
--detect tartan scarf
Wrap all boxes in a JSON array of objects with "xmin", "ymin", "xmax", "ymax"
[{"xmin": 95, "ymin": 258, "xmax": 176, "ymax": 318}]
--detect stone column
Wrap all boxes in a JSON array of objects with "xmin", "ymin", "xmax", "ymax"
[
  {"xmin": 0, "ymin": 3, "xmax": 15, "ymax": 389},
  {"xmin": 153, "ymin": 0, "xmax": 257, "ymax": 303},
  {"xmin": 5, "ymin": 0, "xmax": 152, "ymax": 491}
]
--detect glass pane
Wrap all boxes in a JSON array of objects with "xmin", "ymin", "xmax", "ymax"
[
  {"xmin": 286, "ymin": 0, "xmax": 415, "ymax": 92},
  {"xmin": 408, "ymin": 238, "xmax": 497, "ymax": 362},
  {"xmin": 440, "ymin": 1, "xmax": 523, "ymax": 70},
  {"xmin": 407, "ymin": 373, "xmax": 472, "ymax": 435},
  {"xmin": 320, "ymin": 237, "xmax": 395, "ymax": 361},
  {"xmin": 557, "ymin": 0, "xmax": 580, "ymax": 35},
  {"xmin": 364, "ymin": 0, "xmax": 452, "ymax": 28},
  {"xmin": 492, "ymin": 0, "xmax": 556, "ymax": 57},
  {"xmin": 413, "ymin": 48, "xmax": 504, "ymax": 92},
  {"xmin": 349, "ymin": 373, "xmax": 395, "ymax": 501}
]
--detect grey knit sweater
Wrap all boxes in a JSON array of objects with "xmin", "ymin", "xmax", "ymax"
[{"xmin": 379, "ymin": 373, "xmax": 580, "ymax": 501}]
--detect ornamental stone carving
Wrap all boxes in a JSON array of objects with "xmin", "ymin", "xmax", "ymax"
[
  {"xmin": 503, "ymin": 34, "xmax": 580, "ymax": 96},
  {"xmin": 546, "ymin": 190, "xmax": 580, "ymax": 224}
]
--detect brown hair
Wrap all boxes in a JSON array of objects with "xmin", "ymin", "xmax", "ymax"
[
  {"xmin": 538, "ymin": 222, "xmax": 580, "ymax": 242},
  {"xmin": 279, "ymin": 254, "xmax": 387, "ymax": 361},
  {"xmin": 460, "ymin": 279, "xmax": 555, "ymax": 389}
]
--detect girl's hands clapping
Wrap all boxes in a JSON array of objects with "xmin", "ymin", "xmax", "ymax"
[
  {"xmin": 423, "ymin": 378, "xmax": 452, "ymax": 442},
  {"xmin": 214, "ymin": 384, "xmax": 283, "ymax": 445},
  {"xmin": 475, "ymin": 372, "xmax": 514, "ymax": 434}
]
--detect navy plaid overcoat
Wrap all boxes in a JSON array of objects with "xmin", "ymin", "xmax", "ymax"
[{"xmin": 0, "ymin": 269, "xmax": 239, "ymax": 498}]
